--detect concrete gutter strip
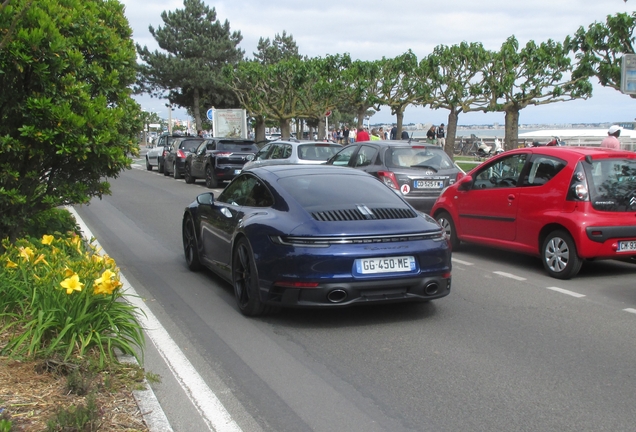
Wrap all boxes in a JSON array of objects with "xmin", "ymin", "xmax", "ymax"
[{"xmin": 118, "ymin": 353, "xmax": 174, "ymax": 432}]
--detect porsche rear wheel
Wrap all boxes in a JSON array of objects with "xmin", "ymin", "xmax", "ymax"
[
  {"xmin": 232, "ymin": 238, "xmax": 269, "ymax": 316},
  {"xmin": 182, "ymin": 215, "xmax": 201, "ymax": 271}
]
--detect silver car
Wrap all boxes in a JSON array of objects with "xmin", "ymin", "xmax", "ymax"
[
  {"xmin": 243, "ymin": 141, "xmax": 342, "ymax": 170},
  {"xmin": 145, "ymin": 144, "xmax": 164, "ymax": 171}
]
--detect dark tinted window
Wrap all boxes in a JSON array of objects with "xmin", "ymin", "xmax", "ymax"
[
  {"xmin": 473, "ymin": 153, "xmax": 528, "ymax": 189},
  {"xmin": 218, "ymin": 141, "xmax": 259, "ymax": 152},
  {"xmin": 521, "ymin": 156, "xmax": 567, "ymax": 186},
  {"xmin": 279, "ymin": 173, "xmax": 407, "ymax": 211},
  {"xmin": 217, "ymin": 175, "xmax": 273, "ymax": 207},
  {"xmin": 179, "ymin": 139, "xmax": 203, "ymax": 153},
  {"xmin": 586, "ymin": 158, "xmax": 636, "ymax": 212}
]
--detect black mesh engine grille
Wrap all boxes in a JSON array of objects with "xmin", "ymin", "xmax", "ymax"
[{"xmin": 311, "ymin": 207, "xmax": 417, "ymax": 221}]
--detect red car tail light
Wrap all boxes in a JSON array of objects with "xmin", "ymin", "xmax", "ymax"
[
  {"xmin": 567, "ymin": 162, "xmax": 589, "ymax": 201},
  {"xmin": 377, "ymin": 171, "xmax": 399, "ymax": 189},
  {"xmin": 177, "ymin": 149, "xmax": 186, "ymax": 159}
]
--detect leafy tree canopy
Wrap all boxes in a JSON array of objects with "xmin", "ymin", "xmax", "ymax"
[
  {"xmin": 0, "ymin": 0, "xmax": 141, "ymax": 241},
  {"xmin": 566, "ymin": 11, "xmax": 636, "ymax": 95}
]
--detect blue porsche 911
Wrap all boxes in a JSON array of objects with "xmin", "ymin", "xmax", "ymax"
[{"xmin": 182, "ymin": 165, "xmax": 452, "ymax": 316}]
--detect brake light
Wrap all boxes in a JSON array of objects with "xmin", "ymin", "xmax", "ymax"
[
  {"xmin": 377, "ymin": 171, "xmax": 399, "ymax": 189},
  {"xmin": 567, "ymin": 162, "xmax": 589, "ymax": 201},
  {"xmin": 177, "ymin": 149, "xmax": 186, "ymax": 159}
]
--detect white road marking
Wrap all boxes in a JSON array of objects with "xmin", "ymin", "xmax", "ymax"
[
  {"xmin": 546, "ymin": 286, "xmax": 586, "ymax": 298},
  {"xmin": 623, "ymin": 308, "xmax": 636, "ymax": 314},
  {"xmin": 68, "ymin": 207, "xmax": 242, "ymax": 432},
  {"xmin": 493, "ymin": 271, "xmax": 527, "ymax": 281},
  {"xmin": 451, "ymin": 258, "xmax": 474, "ymax": 266}
]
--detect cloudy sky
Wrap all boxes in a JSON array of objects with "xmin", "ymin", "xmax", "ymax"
[{"xmin": 122, "ymin": 0, "xmax": 635, "ymax": 126}]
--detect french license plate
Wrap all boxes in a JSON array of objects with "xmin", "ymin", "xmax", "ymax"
[
  {"xmin": 234, "ymin": 169, "xmax": 242, "ymax": 175},
  {"xmin": 415, "ymin": 180, "xmax": 444, "ymax": 189},
  {"xmin": 618, "ymin": 240, "xmax": 636, "ymax": 252},
  {"xmin": 355, "ymin": 256, "xmax": 416, "ymax": 274}
]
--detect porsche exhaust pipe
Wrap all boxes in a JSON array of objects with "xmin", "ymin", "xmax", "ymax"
[
  {"xmin": 327, "ymin": 289, "xmax": 347, "ymax": 303},
  {"xmin": 424, "ymin": 282, "xmax": 439, "ymax": 295}
]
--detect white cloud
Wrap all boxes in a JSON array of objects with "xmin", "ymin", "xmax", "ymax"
[{"xmin": 124, "ymin": 0, "xmax": 636, "ymax": 125}]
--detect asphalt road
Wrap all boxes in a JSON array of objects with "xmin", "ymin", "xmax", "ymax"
[{"xmin": 73, "ymin": 159, "xmax": 636, "ymax": 432}]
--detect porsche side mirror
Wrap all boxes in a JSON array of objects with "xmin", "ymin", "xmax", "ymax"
[{"xmin": 196, "ymin": 192, "xmax": 215, "ymax": 206}]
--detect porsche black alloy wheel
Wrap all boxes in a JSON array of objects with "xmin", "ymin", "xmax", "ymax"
[
  {"xmin": 232, "ymin": 238, "xmax": 270, "ymax": 316},
  {"xmin": 182, "ymin": 216, "xmax": 201, "ymax": 271}
]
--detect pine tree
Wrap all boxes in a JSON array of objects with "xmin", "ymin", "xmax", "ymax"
[{"xmin": 136, "ymin": 0, "xmax": 244, "ymax": 130}]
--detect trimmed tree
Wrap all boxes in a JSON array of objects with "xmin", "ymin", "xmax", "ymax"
[
  {"xmin": 425, "ymin": 42, "xmax": 491, "ymax": 157},
  {"xmin": 0, "ymin": 0, "xmax": 141, "ymax": 241},
  {"xmin": 377, "ymin": 51, "xmax": 423, "ymax": 139},
  {"xmin": 566, "ymin": 11, "xmax": 636, "ymax": 97},
  {"xmin": 483, "ymin": 36, "xmax": 592, "ymax": 150}
]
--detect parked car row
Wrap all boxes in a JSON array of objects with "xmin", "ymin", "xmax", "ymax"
[{"xmin": 147, "ymin": 135, "xmax": 636, "ymax": 300}]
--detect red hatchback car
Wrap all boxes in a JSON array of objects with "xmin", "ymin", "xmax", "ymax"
[{"xmin": 431, "ymin": 147, "xmax": 636, "ymax": 279}]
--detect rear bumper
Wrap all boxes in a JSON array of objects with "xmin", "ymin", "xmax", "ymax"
[
  {"xmin": 260, "ymin": 274, "xmax": 451, "ymax": 307},
  {"xmin": 215, "ymin": 164, "xmax": 245, "ymax": 180}
]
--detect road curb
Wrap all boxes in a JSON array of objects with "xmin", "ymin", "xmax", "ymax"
[{"xmin": 118, "ymin": 353, "xmax": 174, "ymax": 432}]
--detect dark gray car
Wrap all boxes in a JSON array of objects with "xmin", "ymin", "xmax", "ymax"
[
  {"xmin": 184, "ymin": 138, "xmax": 258, "ymax": 188},
  {"xmin": 326, "ymin": 141, "xmax": 464, "ymax": 213},
  {"xmin": 163, "ymin": 138, "xmax": 205, "ymax": 179}
]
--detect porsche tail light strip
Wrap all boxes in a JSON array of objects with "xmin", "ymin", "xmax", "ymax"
[{"xmin": 270, "ymin": 231, "xmax": 445, "ymax": 247}]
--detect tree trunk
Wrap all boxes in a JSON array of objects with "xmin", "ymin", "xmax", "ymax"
[
  {"xmin": 254, "ymin": 116, "xmax": 266, "ymax": 142},
  {"xmin": 356, "ymin": 108, "xmax": 365, "ymax": 129},
  {"xmin": 396, "ymin": 109, "xmax": 404, "ymax": 139},
  {"xmin": 192, "ymin": 88, "xmax": 202, "ymax": 132},
  {"xmin": 504, "ymin": 108, "xmax": 520, "ymax": 151},
  {"xmin": 445, "ymin": 109, "xmax": 459, "ymax": 158},
  {"xmin": 279, "ymin": 119, "xmax": 291, "ymax": 139},
  {"xmin": 317, "ymin": 119, "xmax": 326, "ymax": 140}
]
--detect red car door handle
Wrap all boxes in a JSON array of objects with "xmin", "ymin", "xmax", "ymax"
[{"xmin": 508, "ymin": 194, "xmax": 516, "ymax": 201}]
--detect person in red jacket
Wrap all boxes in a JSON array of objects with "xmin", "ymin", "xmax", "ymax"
[{"xmin": 355, "ymin": 126, "xmax": 370, "ymax": 142}]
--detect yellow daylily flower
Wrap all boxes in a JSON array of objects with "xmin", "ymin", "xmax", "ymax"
[
  {"xmin": 33, "ymin": 254, "xmax": 48, "ymax": 266},
  {"xmin": 63, "ymin": 266, "xmax": 74, "ymax": 278},
  {"xmin": 19, "ymin": 246, "xmax": 34, "ymax": 261},
  {"xmin": 60, "ymin": 273, "xmax": 84, "ymax": 294},
  {"xmin": 91, "ymin": 254, "xmax": 103, "ymax": 264},
  {"xmin": 41, "ymin": 235, "xmax": 54, "ymax": 245},
  {"xmin": 93, "ymin": 269, "xmax": 120, "ymax": 295},
  {"xmin": 5, "ymin": 258, "xmax": 18, "ymax": 269},
  {"xmin": 103, "ymin": 255, "xmax": 116, "ymax": 268}
]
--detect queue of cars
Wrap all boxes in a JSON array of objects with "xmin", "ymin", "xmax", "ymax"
[{"xmin": 145, "ymin": 133, "xmax": 636, "ymax": 316}]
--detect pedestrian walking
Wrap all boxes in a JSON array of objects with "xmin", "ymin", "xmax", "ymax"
[
  {"xmin": 436, "ymin": 123, "xmax": 445, "ymax": 147},
  {"xmin": 426, "ymin": 125, "xmax": 436, "ymax": 144},
  {"xmin": 601, "ymin": 125, "xmax": 621, "ymax": 150},
  {"xmin": 356, "ymin": 127, "xmax": 370, "ymax": 142}
]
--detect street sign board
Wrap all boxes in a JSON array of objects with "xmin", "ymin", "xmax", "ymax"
[
  {"xmin": 324, "ymin": 110, "xmax": 332, "ymax": 117},
  {"xmin": 206, "ymin": 108, "xmax": 214, "ymax": 121},
  {"xmin": 621, "ymin": 54, "xmax": 636, "ymax": 95}
]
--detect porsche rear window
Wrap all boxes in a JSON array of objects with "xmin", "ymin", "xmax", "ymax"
[{"xmin": 279, "ymin": 174, "xmax": 407, "ymax": 210}]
